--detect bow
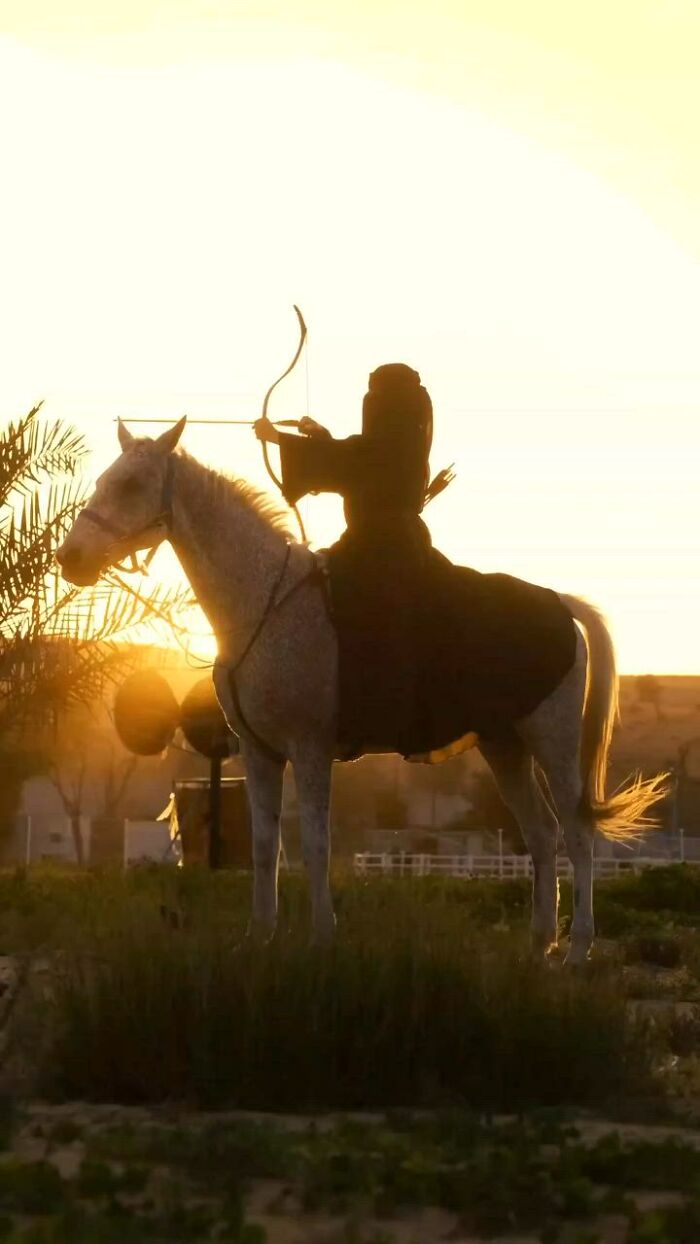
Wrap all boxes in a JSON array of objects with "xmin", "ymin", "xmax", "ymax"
[{"xmin": 260, "ymin": 305, "xmax": 308, "ymax": 540}]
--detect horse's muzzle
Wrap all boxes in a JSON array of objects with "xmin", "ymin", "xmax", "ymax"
[{"xmin": 55, "ymin": 542, "xmax": 102, "ymax": 587}]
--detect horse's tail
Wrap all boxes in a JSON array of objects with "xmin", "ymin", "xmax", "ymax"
[{"xmin": 559, "ymin": 594, "xmax": 668, "ymax": 840}]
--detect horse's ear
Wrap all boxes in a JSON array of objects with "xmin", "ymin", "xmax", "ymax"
[
  {"xmin": 154, "ymin": 416, "xmax": 187, "ymax": 456},
  {"xmin": 117, "ymin": 419, "xmax": 136, "ymax": 453}
]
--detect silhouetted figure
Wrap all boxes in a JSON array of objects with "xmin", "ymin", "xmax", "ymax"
[{"xmin": 257, "ymin": 363, "xmax": 576, "ymax": 759}]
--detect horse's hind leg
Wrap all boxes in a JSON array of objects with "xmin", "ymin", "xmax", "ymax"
[
  {"xmin": 533, "ymin": 750, "xmax": 593, "ymax": 966},
  {"xmin": 479, "ymin": 737, "xmax": 560, "ymax": 957},
  {"xmin": 518, "ymin": 633, "xmax": 595, "ymax": 966}
]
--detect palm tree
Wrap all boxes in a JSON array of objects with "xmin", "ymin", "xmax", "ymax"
[{"xmin": 0, "ymin": 404, "xmax": 189, "ymax": 840}]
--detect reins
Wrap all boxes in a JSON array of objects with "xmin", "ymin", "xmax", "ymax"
[
  {"xmin": 221, "ymin": 543, "xmax": 329, "ymax": 764},
  {"xmin": 80, "ymin": 444, "xmax": 325, "ymax": 760},
  {"xmin": 229, "ymin": 542, "xmax": 292, "ymax": 677}
]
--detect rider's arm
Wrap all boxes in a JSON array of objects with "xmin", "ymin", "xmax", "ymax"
[
  {"xmin": 253, "ymin": 417, "xmax": 331, "ymax": 446},
  {"xmin": 277, "ymin": 431, "xmax": 427, "ymax": 509},
  {"xmin": 298, "ymin": 417, "xmax": 332, "ymax": 439},
  {"xmin": 277, "ymin": 433, "xmax": 362, "ymax": 505}
]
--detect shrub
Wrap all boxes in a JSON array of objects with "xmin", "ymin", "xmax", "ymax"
[
  {"xmin": 602, "ymin": 866, "xmax": 700, "ymax": 920},
  {"xmin": 42, "ymin": 875, "xmax": 653, "ymax": 1112},
  {"xmin": 625, "ymin": 934, "xmax": 683, "ymax": 969}
]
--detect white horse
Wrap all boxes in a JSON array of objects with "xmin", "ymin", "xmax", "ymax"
[{"xmin": 57, "ymin": 418, "xmax": 665, "ymax": 964}]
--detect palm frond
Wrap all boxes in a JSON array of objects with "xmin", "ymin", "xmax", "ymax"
[
  {"xmin": 0, "ymin": 406, "xmax": 88, "ymax": 511},
  {"xmin": 1, "ymin": 408, "xmax": 189, "ymax": 749},
  {"xmin": 0, "ymin": 483, "xmax": 89, "ymax": 631}
]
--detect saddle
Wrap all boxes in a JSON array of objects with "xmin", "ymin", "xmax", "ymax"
[
  {"xmin": 324, "ymin": 544, "xmax": 579, "ymax": 764},
  {"xmin": 222, "ymin": 547, "xmax": 576, "ymax": 768},
  {"xmin": 318, "ymin": 549, "xmax": 479, "ymax": 764}
]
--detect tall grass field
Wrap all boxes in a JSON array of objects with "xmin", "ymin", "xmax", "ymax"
[{"xmin": 0, "ymin": 865, "xmax": 686, "ymax": 1113}]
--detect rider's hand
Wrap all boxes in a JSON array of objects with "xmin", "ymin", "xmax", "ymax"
[
  {"xmin": 254, "ymin": 418, "xmax": 280, "ymax": 445},
  {"xmin": 298, "ymin": 416, "xmax": 331, "ymax": 439}
]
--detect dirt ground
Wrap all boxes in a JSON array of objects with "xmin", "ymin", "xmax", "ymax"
[{"xmin": 0, "ymin": 1101, "xmax": 697, "ymax": 1243}]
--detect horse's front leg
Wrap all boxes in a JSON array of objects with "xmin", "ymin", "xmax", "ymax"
[
  {"xmin": 239, "ymin": 739, "xmax": 285, "ymax": 939},
  {"xmin": 291, "ymin": 745, "xmax": 335, "ymax": 945}
]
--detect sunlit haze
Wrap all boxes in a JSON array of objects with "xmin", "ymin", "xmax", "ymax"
[{"xmin": 2, "ymin": 2, "xmax": 700, "ymax": 672}]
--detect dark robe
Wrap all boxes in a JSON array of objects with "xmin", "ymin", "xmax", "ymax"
[{"xmin": 279, "ymin": 431, "xmax": 577, "ymax": 759}]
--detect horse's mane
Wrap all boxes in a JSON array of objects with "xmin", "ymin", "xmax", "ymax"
[{"xmin": 176, "ymin": 450, "xmax": 295, "ymax": 540}]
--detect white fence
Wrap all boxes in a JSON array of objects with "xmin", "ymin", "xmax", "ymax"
[
  {"xmin": 26, "ymin": 816, "xmax": 91, "ymax": 865},
  {"xmin": 353, "ymin": 852, "xmax": 675, "ymax": 880},
  {"xmin": 0, "ymin": 818, "xmax": 180, "ymax": 868}
]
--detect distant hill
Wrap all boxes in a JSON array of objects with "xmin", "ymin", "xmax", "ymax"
[
  {"xmin": 617, "ymin": 676, "xmax": 700, "ymax": 772},
  {"xmin": 614, "ymin": 675, "xmax": 700, "ymax": 833}
]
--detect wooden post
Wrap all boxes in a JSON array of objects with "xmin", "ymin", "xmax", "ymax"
[{"xmin": 208, "ymin": 755, "xmax": 222, "ymax": 870}]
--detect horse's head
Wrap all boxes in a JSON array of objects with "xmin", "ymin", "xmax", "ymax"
[{"xmin": 56, "ymin": 417, "xmax": 186, "ymax": 586}]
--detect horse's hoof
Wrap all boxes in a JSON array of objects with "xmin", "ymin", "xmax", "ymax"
[
  {"xmin": 564, "ymin": 943, "xmax": 592, "ymax": 969},
  {"xmin": 245, "ymin": 921, "xmax": 276, "ymax": 946},
  {"xmin": 531, "ymin": 936, "xmax": 558, "ymax": 963}
]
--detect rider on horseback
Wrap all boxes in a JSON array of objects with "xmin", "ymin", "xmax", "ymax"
[
  {"xmin": 256, "ymin": 364, "xmax": 442, "ymax": 758},
  {"xmin": 256, "ymin": 363, "xmax": 577, "ymax": 761}
]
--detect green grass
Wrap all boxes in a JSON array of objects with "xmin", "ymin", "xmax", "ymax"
[
  {"xmin": 44, "ymin": 1111, "xmax": 700, "ymax": 1242},
  {"xmin": 2, "ymin": 864, "xmax": 699, "ymax": 1111},
  {"xmin": 5, "ymin": 863, "xmax": 700, "ymax": 1238},
  {"xmin": 0, "ymin": 867, "xmax": 647, "ymax": 1111},
  {"xmin": 2, "ymin": 1111, "xmax": 700, "ymax": 1243}
]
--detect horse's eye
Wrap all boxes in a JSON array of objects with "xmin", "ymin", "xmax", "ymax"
[{"xmin": 119, "ymin": 476, "xmax": 142, "ymax": 499}]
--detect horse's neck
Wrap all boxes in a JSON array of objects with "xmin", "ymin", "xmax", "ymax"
[{"xmin": 169, "ymin": 454, "xmax": 288, "ymax": 660}]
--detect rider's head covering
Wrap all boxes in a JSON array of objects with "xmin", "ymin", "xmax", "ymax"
[{"xmin": 362, "ymin": 363, "xmax": 433, "ymax": 456}]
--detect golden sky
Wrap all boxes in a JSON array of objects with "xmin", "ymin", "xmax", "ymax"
[{"xmin": 2, "ymin": 1, "xmax": 700, "ymax": 672}]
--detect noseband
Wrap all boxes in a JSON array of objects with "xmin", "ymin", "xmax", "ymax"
[{"xmin": 80, "ymin": 456, "xmax": 175, "ymax": 575}]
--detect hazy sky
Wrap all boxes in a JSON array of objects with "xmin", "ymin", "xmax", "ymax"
[{"xmin": 2, "ymin": 1, "xmax": 700, "ymax": 672}]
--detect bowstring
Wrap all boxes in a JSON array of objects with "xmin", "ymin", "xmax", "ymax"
[
  {"xmin": 260, "ymin": 305, "xmax": 308, "ymax": 544},
  {"xmin": 302, "ymin": 326, "xmax": 311, "ymax": 542}
]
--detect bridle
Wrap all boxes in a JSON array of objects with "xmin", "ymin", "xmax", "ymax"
[
  {"xmin": 80, "ymin": 420, "xmax": 324, "ymax": 762},
  {"xmin": 80, "ymin": 455, "xmax": 176, "ymax": 575}
]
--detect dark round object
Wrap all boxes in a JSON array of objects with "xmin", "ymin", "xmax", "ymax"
[
  {"xmin": 114, "ymin": 670, "xmax": 179, "ymax": 756},
  {"xmin": 180, "ymin": 677, "xmax": 236, "ymax": 760}
]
